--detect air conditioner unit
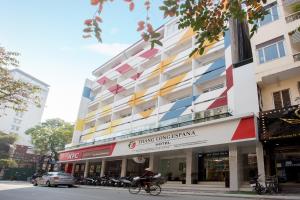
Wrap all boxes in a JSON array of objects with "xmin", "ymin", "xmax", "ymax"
[{"xmin": 213, "ymin": 106, "xmax": 228, "ymax": 115}]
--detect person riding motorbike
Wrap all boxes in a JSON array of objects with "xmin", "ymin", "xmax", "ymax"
[{"xmin": 140, "ymin": 167, "xmax": 155, "ymax": 192}]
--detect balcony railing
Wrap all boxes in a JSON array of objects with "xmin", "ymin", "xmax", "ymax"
[
  {"xmin": 293, "ymin": 52, "xmax": 300, "ymax": 62},
  {"xmin": 286, "ymin": 10, "xmax": 300, "ymax": 23},
  {"xmin": 65, "ymin": 110, "xmax": 231, "ymax": 150}
]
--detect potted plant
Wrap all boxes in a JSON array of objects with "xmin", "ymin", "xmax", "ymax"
[{"xmin": 180, "ymin": 173, "xmax": 186, "ymax": 184}]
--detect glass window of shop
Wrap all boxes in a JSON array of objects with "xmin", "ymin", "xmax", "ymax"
[
  {"xmin": 105, "ymin": 160, "xmax": 122, "ymax": 177},
  {"xmin": 74, "ymin": 163, "xmax": 85, "ymax": 178},
  {"xmin": 198, "ymin": 152, "xmax": 229, "ymax": 181},
  {"xmin": 88, "ymin": 162, "xmax": 101, "ymax": 177},
  {"xmin": 159, "ymin": 157, "xmax": 186, "ymax": 181},
  {"xmin": 126, "ymin": 158, "xmax": 149, "ymax": 177},
  {"xmin": 274, "ymin": 146, "xmax": 300, "ymax": 183}
]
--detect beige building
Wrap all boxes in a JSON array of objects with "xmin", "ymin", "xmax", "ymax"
[{"xmin": 253, "ymin": 0, "xmax": 300, "ymax": 189}]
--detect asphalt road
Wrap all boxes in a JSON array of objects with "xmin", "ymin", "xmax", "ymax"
[{"xmin": 0, "ymin": 181, "xmax": 276, "ymax": 200}]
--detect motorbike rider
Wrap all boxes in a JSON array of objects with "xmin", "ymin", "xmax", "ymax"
[{"xmin": 140, "ymin": 167, "xmax": 155, "ymax": 192}]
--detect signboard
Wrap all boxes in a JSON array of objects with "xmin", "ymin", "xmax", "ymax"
[
  {"xmin": 259, "ymin": 105, "xmax": 300, "ymax": 140},
  {"xmin": 59, "ymin": 143, "xmax": 116, "ymax": 161},
  {"xmin": 59, "ymin": 115, "xmax": 256, "ymax": 162},
  {"xmin": 112, "ymin": 116, "xmax": 256, "ymax": 156}
]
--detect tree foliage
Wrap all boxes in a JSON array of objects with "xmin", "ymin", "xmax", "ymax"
[
  {"xmin": 84, "ymin": 0, "xmax": 268, "ymax": 56},
  {"xmin": 25, "ymin": 119, "xmax": 74, "ymax": 161},
  {"xmin": 0, "ymin": 46, "xmax": 40, "ymax": 115},
  {"xmin": 0, "ymin": 131, "xmax": 17, "ymax": 169}
]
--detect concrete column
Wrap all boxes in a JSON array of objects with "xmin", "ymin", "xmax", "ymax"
[
  {"xmin": 149, "ymin": 153, "xmax": 159, "ymax": 173},
  {"xmin": 186, "ymin": 149, "xmax": 193, "ymax": 185},
  {"xmin": 256, "ymin": 142, "xmax": 266, "ymax": 183},
  {"xmin": 84, "ymin": 160, "xmax": 89, "ymax": 178},
  {"xmin": 71, "ymin": 162, "xmax": 76, "ymax": 176},
  {"xmin": 100, "ymin": 160, "xmax": 106, "ymax": 177},
  {"xmin": 229, "ymin": 144, "xmax": 240, "ymax": 191},
  {"xmin": 120, "ymin": 158, "xmax": 127, "ymax": 177}
]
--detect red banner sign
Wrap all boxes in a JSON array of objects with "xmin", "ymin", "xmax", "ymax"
[{"xmin": 59, "ymin": 143, "xmax": 116, "ymax": 161}]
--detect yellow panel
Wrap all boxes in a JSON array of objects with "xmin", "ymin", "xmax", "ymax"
[
  {"xmin": 81, "ymin": 133, "xmax": 93, "ymax": 141},
  {"xmin": 88, "ymin": 126, "xmax": 96, "ymax": 134},
  {"xmin": 159, "ymin": 73, "xmax": 187, "ymax": 97},
  {"xmin": 75, "ymin": 119, "xmax": 85, "ymax": 131},
  {"xmin": 86, "ymin": 110, "xmax": 97, "ymax": 118},
  {"xmin": 128, "ymin": 90, "xmax": 147, "ymax": 107},
  {"xmin": 139, "ymin": 108, "xmax": 154, "ymax": 118},
  {"xmin": 178, "ymin": 28, "xmax": 195, "ymax": 45}
]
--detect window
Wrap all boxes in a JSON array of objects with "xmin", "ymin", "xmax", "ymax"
[
  {"xmin": 258, "ymin": 2, "xmax": 279, "ymax": 27},
  {"xmin": 257, "ymin": 40, "xmax": 285, "ymax": 64},
  {"xmin": 273, "ymin": 89, "xmax": 291, "ymax": 109}
]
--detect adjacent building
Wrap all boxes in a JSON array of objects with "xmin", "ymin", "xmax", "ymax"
[
  {"xmin": 0, "ymin": 68, "xmax": 49, "ymax": 168},
  {"xmin": 252, "ymin": 0, "xmax": 300, "ymax": 189},
  {"xmin": 59, "ymin": 0, "xmax": 300, "ymax": 191}
]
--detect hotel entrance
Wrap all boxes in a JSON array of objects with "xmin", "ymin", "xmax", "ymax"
[{"xmin": 198, "ymin": 151, "xmax": 229, "ymax": 182}]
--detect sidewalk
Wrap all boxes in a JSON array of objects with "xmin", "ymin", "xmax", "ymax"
[{"xmin": 78, "ymin": 184, "xmax": 300, "ymax": 200}]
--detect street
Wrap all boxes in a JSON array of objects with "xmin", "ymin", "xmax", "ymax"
[{"xmin": 0, "ymin": 181, "xmax": 282, "ymax": 200}]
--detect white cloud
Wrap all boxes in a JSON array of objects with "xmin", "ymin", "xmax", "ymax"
[{"xmin": 85, "ymin": 43, "xmax": 130, "ymax": 57}]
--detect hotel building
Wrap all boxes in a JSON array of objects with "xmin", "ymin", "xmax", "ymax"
[{"xmin": 59, "ymin": 0, "xmax": 300, "ymax": 191}]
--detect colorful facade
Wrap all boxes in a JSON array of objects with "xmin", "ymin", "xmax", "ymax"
[{"xmin": 59, "ymin": 16, "xmax": 266, "ymax": 190}]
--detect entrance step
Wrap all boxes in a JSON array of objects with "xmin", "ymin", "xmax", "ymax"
[{"xmin": 164, "ymin": 182, "xmax": 229, "ymax": 192}]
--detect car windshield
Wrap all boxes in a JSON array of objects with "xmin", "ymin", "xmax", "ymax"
[{"xmin": 47, "ymin": 172, "xmax": 71, "ymax": 176}]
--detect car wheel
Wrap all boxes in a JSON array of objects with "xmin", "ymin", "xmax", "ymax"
[
  {"xmin": 54, "ymin": 185, "xmax": 58, "ymax": 187},
  {"xmin": 46, "ymin": 181, "xmax": 51, "ymax": 187},
  {"xmin": 68, "ymin": 185, "xmax": 73, "ymax": 188}
]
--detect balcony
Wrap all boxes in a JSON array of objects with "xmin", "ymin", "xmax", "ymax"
[{"xmin": 286, "ymin": 10, "xmax": 300, "ymax": 23}]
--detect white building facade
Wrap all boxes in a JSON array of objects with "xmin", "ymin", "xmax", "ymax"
[
  {"xmin": 0, "ymin": 69, "xmax": 49, "ymax": 147},
  {"xmin": 58, "ymin": 13, "xmax": 270, "ymax": 190}
]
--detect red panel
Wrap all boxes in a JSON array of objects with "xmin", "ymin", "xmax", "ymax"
[
  {"xmin": 108, "ymin": 84, "xmax": 125, "ymax": 94},
  {"xmin": 207, "ymin": 91, "xmax": 227, "ymax": 109},
  {"xmin": 226, "ymin": 65, "xmax": 233, "ymax": 89},
  {"xmin": 131, "ymin": 72, "xmax": 142, "ymax": 80},
  {"xmin": 59, "ymin": 143, "xmax": 116, "ymax": 161},
  {"xmin": 116, "ymin": 64, "xmax": 132, "ymax": 74},
  {"xmin": 97, "ymin": 76, "xmax": 109, "ymax": 85},
  {"xmin": 231, "ymin": 117, "xmax": 256, "ymax": 141},
  {"xmin": 140, "ymin": 48, "xmax": 159, "ymax": 59}
]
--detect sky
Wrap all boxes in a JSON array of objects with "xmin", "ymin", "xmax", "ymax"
[{"xmin": 0, "ymin": 0, "xmax": 165, "ymax": 123}]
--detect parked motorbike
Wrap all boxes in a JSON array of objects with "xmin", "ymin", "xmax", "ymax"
[{"xmin": 120, "ymin": 176, "xmax": 133, "ymax": 188}]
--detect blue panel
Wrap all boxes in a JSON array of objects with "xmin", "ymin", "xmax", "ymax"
[
  {"xmin": 208, "ymin": 58, "xmax": 225, "ymax": 71},
  {"xmin": 82, "ymin": 86, "xmax": 92, "ymax": 100},
  {"xmin": 160, "ymin": 107, "xmax": 186, "ymax": 122},
  {"xmin": 195, "ymin": 67, "xmax": 225, "ymax": 86},
  {"xmin": 170, "ymin": 96, "xmax": 193, "ymax": 111},
  {"xmin": 224, "ymin": 30, "xmax": 231, "ymax": 49}
]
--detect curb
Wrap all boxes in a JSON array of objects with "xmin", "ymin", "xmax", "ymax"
[{"xmin": 77, "ymin": 185, "xmax": 300, "ymax": 200}]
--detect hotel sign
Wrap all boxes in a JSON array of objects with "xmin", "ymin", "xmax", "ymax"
[{"xmin": 259, "ymin": 105, "xmax": 300, "ymax": 140}]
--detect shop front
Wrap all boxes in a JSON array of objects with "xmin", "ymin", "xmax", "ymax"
[
  {"xmin": 260, "ymin": 105, "xmax": 300, "ymax": 189},
  {"xmin": 59, "ymin": 114, "xmax": 264, "ymax": 191}
]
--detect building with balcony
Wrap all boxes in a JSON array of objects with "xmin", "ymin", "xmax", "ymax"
[
  {"xmin": 252, "ymin": 0, "xmax": 300, "ymax": 190},
  {"xmin": 59, "ymin": 15, "xmax": 266, "ymax": 191}
]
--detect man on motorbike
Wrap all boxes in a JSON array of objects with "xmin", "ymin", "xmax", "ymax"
[{"xmin": 140, "ymin": 167, "xmax": 155, "ymax": 193}]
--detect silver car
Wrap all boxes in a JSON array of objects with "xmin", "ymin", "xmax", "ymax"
[{"xmin": 36, "ymin": 172, "xmax": 75, "ymax": 187}]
